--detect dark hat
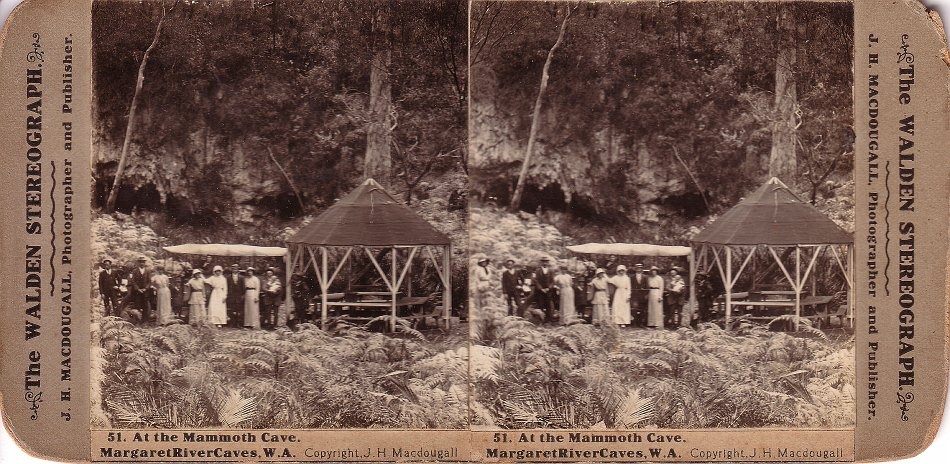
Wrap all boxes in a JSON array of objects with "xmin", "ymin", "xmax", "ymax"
[
  {"xmin": 102, "ymin": 259, "xmax": 112, "ymax": 265},
  {"xmin": 137, "ymin": 256, "xmax": 147, "ymax": 261}
]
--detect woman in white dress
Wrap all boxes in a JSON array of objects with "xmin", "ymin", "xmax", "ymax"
[
  {"xmin": 186, "ymin": 269, "xmax": 207, "ymax": 326},
  {"xmin": 589, "ymin": 269, "xmax": 610, "ymax": 326},
  {"xmin": 207, "ymin": 265, "xmax": 228, "ymax": 327},
  {"xmin": 646, "ymin": 266, "xmax": 665, "ymax": 329},
  {"xmin": 553, "ymin": 266, "xmax": 575, "ymax": 325},
  {"xmin": 151, "ymin": 266, "xmax": 174, "ymax": 325},
  {"xmin": 609, "ymin": 265, "xmax": 632, "ymax": 327},
  {"xmin": 243, "ymin": 267, "xmax": 261, "ymax": 330}
]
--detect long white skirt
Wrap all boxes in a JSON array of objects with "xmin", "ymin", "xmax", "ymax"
[{"xmin": 208, "ymin": 288, "xmax": 228, "ymax": 325}]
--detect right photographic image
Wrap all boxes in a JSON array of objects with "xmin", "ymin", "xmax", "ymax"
[{"xmin": 468, "ymin": 0, "xmax": 855, "ymax": 429}]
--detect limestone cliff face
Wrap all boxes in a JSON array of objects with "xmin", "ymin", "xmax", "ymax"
[
  {"xmin": 470, "ymin": 96, "xmax": 694, "ymax": 225},
  {"xmin": 93, "ymin": 127, "xmax": 287, "ymax": 224}
]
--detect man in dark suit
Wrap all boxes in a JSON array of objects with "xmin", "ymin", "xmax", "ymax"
[
  {"xmin": 501, "ymin": 259, "xmax": 523, "ymax": 316},
  {"xmin": 98, "ymin": 259, "xmax": 121, "ymax": 317},
  {"xmin": 630, "ymin": 263, "xmax": 649, "ymax": 327},
  {"xmin": 532, "ymin": 257, "xmax": 556, "ymax": 322},
  {"xmin": 289, "ymin": 272, "xmax": 312, "ymax": 329},
  {"xmin": 225, "ymin": 264, "xmax": 245, "ymax": 328},
  {"xmin": 129, "ymin": 256, "xmax": 152, "ymax": 324}
]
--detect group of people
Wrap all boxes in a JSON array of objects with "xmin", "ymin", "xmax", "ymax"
[
  {"xmin": 474, "ymin": 255, "xmax": 693, "ymax": 329},
  {"xmin": 98, "ymin": 255, "xmax": 291, "ymax": 329},
  {"xmin": 587, "ymin": 264, "xmax": 685, "ymax": 328}
]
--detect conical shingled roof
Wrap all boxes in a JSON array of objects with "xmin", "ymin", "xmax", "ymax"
[
  {"xmin": 287, "ymin": 178, "xmax": 450, "ymax": 246},
  {"xmin": 692, "ymin": 177, "xmax": 852, "ymax": 246}
]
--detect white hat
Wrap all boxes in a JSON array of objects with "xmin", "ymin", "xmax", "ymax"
[
  {"xmin": 616, "ymin": 265, "xmax": 627, "ymax": 272},
  {"xmin": 213, "ymin": 265, "xmax": 223, "ymax": 272},
  {"xmin": 595, "ymin": 268, "xmax": 606, "ymax": 275}
]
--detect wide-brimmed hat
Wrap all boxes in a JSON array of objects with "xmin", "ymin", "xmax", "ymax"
[
  {"xmin": 101, "ymin": 259, "xmax": 112, "ymax": 265},
  {"xmin": 192, "ymin": 269, "xmax": 203, "ymax": 276},
  {"xmin": 634, "ymin": 263, "xmax": 644, "ymax": 269},
  {"xmin": 137, "ymin": 256, "xmax": 147, "ymax": 261},
  {"xmin": 230, "ymin": 263, "xmax": 240, "ymax": 268},
  {"xmin": 595, "ymin": 268, "xmax": 606, "ymax": 275},
  {"xmin": 213, "ymin": 265, "xmax": 224, "ymax": 272},
  {"xmin": 616, "ymin": 264, "xmax": 627, "ymax": 272},
  {"xmin": 246, "ymin": 266, "xmax": 256, "ymax": 272}
]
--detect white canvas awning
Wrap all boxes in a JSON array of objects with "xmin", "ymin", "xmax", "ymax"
[
  {"xmin": 163, "ymin": 243, "xmax": 287, "ymax": 257},
  {"xmin": 567, "ymin": 242, "xmax": 692, "ymax": 257}
]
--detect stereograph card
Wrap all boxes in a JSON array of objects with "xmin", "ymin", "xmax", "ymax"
[{"xmin": 0, "ymin": 0, "xmax": 947, "ymax": 462}]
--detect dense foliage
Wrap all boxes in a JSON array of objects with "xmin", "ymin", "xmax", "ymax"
[
  {"xmin": 93, "ymin": 0, "xmax": 465, "ymax": 218},
  {"xmin": 471, "ymin": 1, "xmax": 853, "ymax": 234},
  {"xmin": 93, "ymin": 317, "xmax": 469, "ymax": 429},
  {"xmin": 471, "ymin": 311, "xmax": 854, "ymax": 428},
  {"xmin": 468, "ymin": 206, "xmax": 854, "ymax": 429}
]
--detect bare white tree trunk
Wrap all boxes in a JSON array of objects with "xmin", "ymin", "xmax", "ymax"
[
  {"xmin": 768, "ymin": 5, "xmax": 797, "ymax": 183},
  {"xmin": 509, "ymin": 6, "xmax": 572, "ymax": 212},
  {"xmin": 363, "ymin": 1, "xmax": 393, "ymax": 187},
  {"xmin": 105, "ymin": 1, "xmax": 178, "ymax": 212}
]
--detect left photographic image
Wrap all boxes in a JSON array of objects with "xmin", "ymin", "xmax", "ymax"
[{"xmin": 90, "ymin": 0, "xmax": 468, "ymax": 429}]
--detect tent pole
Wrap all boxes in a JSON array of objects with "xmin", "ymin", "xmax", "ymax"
[
  {"xmin": 688, "ymin": 246, "xmax": 696, "ymax": 328},
  {"xmin": 391, "ymin": 246, "xmax": 398, "ymax": 332},
  {"xmin": 795, "ymin": 246, "xmax": 801, "ymax": 332},
  {"xmin": 810, "ymin": 246, "xmax": 818, "ymax": 297},
  {"xmin": 444, "ymin": 244, "xmax": 452, "ymax": 327},
  {"xmin": 848, "ymin": 243, "xmax": 854, "ymax": 329},
  {"xmin": 321, "ymin": 247, "xmax": 329, "ymax": 330},
  {"xmin": 725, "ymin": 246, "xmax": 732, "ymax": 328},
  {"xmin": 285, "ymin": 244, "xmax": 293, "ymax": 326}
]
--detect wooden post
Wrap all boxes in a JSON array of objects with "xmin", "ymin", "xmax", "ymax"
[
  {"xmin": 794, "ymin": 246, "xmax": 801, "ymax": 332},
  {"xmin": 285, "ymin": 244, "xmax": 294, "ymax": 325},
  {"xmin": 725, "ymin": 246, "xmax": 733, "ymax": 328},
  {"xmin": 321, "ymin": 247, "xmax": 329, "ymax": 330},
  {"xmin": 688, "ymin": 246, "xmax": 696, "ymax": 328},
  {"xmin": 391, "ymin": 246, "xmax": 398, "ymax": 332},
  {"xmin": 847, "ymin": 243, "xmax": 854, "ymax": 328},
  {"xmin": 444, "ymin": 244, "xmax": 452, "ymax": 327}
]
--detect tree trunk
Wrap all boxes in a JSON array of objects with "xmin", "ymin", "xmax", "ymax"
[
  {"xmin": 509, "ymin": 6, "xmax": 572, "ymax": 212},
  {"xmin": 266, "ymin": 146, "xmax": 305, "ymax": 213},
  {"xmin": 363, "ymin": 1, "xmax": 393, "ymax": 187},
  {"xmin": 768, "ymin": 5, "xmax": 797, "ymax": 183},
  {"xmin": 105, "ymin": 1, "xmax": 177, "ymax": 213}
]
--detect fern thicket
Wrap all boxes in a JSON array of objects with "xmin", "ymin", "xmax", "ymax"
[
  {"xmin": 472, "ymin": 306, "xmax": 855, "ymax": 429},
  {"xmin": 95, "ymin": 317, "xmax": 469, "ymax": 429}
]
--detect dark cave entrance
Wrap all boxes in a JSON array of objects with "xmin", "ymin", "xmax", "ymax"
[{"xmin": 93, "ymin": 173, "xmax": 163, "ymax": 214}]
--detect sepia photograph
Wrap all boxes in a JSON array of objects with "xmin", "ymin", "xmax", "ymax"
[
  {"xmin": 468, "ymin": 0, "xmax": 856, "ymax": 429},
  {"xmin": 89, "ymin": 0, "xmax": 469, "ymax": 429}
]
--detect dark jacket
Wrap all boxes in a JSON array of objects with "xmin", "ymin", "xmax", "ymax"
[
  {"xmin": 631, "ymin": 271, "xmax": 649, "ymax": 303},
  {"xmin": 130, "ymin": 267, "xmax": 151, "ymax": 293},
  {"xmin": 501, "ymin": 268, "xmax": 522, "ymax": 295},
  {"xmin": 533, "ymin": 267, "xmax": 554, "ymax": 291},
  {"xmin": 225, "ymin": 272, "xmax": 245, "ymax": 306},
  {"xmin": 98, "ymin": 269, "xmax": 120, "ymax": 296}
]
